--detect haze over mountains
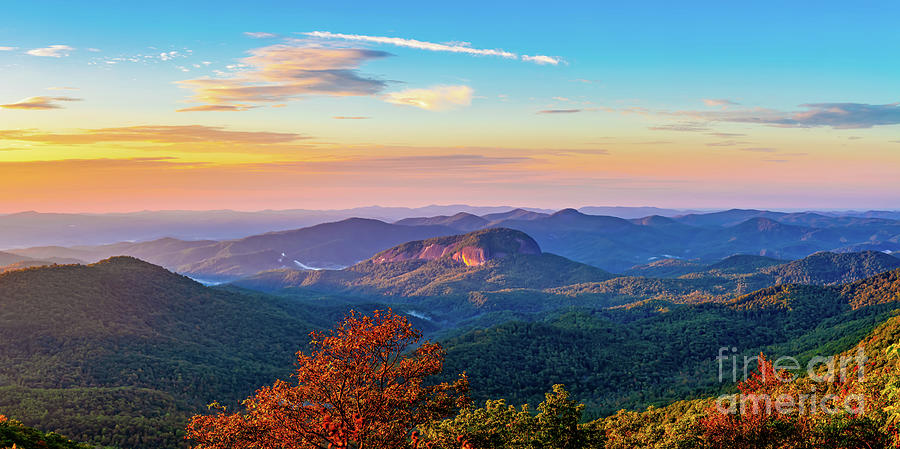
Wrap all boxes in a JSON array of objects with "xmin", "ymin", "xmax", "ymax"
[
  {"xmin": 4, "ymin": 205, "xmax": 899, "ymax": 250},
  {"xmin": 0, "ymin": 206, "xmax": 553, "ymax": 249},
  {"xmin": 6, "ymin": 207, "xmax": 900, "ymax": 281}
]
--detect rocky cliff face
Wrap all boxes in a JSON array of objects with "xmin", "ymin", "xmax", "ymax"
[{"xmin": 372, "ymin": 228, "xmax": 541, "ymax": 266}]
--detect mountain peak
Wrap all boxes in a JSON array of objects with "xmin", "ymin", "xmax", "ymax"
[
  {"xmin": 632, "ymin": 215, "xmax": 679, "ymax": 226},
  {"xmin": 550, "ymin": 208, "xmax": 584, "ymax": 218},
  {"xmin": 370, "ymin": 228, "xmax": 541, "ymax": 267},
  {"xmin": 90, "ymin": 255, "xmax": 156, "ymax": 267},
  {"xmin": 480, "ymin": 208, "xmax": 548, "ymax": 223}
]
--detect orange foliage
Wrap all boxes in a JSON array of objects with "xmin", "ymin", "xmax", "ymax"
[
  {"xmin": 186, "ymin": 309, "xmax": 469, "ymax": 449},
  {"xmin": 700, "ymin": 353, "xmax": 809, "ymax": 447}
]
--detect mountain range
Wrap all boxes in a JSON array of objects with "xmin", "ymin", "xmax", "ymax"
[
  {"xmin": 5, "ymin": 208, "xmax": 900, "ymax": 281},
  {"xmin": 0, "ymin": 250, "xmax": 82, "ymax": 273},
  {"xmin": 0, "ymin": 206, "xmax": 552, "ymax": 249},
  {"xmin": 6, "ymin": 219, "xmax": 463, "ymax": 281}
]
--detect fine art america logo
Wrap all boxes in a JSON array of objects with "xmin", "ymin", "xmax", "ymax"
[{"xmin": 715, "ymin": 347, "xmax": 868, "ymax": 415}]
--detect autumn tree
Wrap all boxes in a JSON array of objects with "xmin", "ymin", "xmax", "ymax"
[
  {"xmin": 700, "ymin": 353, "xmax": 812, "ymax": 448},
  {"xmin": 186, "ymin": 309, "xmax": 469, "ymax": 449},
  {"xmin": 700, "ymin": 352, "xmax": 888, "ymax": 449}
]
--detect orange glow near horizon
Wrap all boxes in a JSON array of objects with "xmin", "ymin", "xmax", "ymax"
[{"xmin": 1, "ymin": 124, "xmax": 898, "ymax": 213}]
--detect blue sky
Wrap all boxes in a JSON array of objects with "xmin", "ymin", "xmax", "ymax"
[{"xmin": 0, "ymin": 1, "xmax": 898, "ymax": 211}]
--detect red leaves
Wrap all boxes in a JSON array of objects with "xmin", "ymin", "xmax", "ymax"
[
  {"xmin": 456, "ymin": 435, "xmax": 474, "ymax": 449},
  {"xmin": 186, "ymin": 309, "xmax": 468, "ymax": 449},
  {"xmin": 700, "ymin": 354, "xmax": 808, "ymax": 447}
]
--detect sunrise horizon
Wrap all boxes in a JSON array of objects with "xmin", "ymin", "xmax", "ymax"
[
  {"xmin": 3, "ymin": 203, "xmax": 900, "ymax": 216},
  {"xmin": 3, "ymin": 1, "xmax": 899, "ymax": 213}
]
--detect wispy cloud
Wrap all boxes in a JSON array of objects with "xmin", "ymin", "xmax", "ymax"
[
  {"xmin": 46, "ymin": 86, "xmax": 79, "ymax": 91},
  {"xmin": 177, "ymin": 44, "xmax": 390, "ymax": 110},
  {"xmin": 0, "ymin": 96, "xmax": 81, "ymax": 110},
  {"xmin": 740, "ymin": 147, "xmax": 778, "ymax": 153},
  {"xmin": 333, "ymin": 116, "xmax": 370, "ymax": 119},
  {"xmin": 537, "ymin": 109, "xmax": 581, "ymax": 114},
  {"xmin": 522, "ymin": 55, "xmax": 562, "ymax": 65},
  {"xmin": 648, "ymin": 122, "xmax": 710, "ymax": 132},
  {"xmin": 176, "ymin": 104, "xmax": 255, "ymax": 112},
  {"xmin": 90, "ymin": 49, "xmax": 191, "ymax": 66},
  {"xmin": 702, "ymin": 98, "xmax": 739, "ymax": 107},
  {"xmin": 0, "ymin": 125, "xmax": 308, "ymax": 144},
  {"xmin": 383, "ymin": 85, "xmax": 473, "ymax": 111},
  {"xmin": 304, "ymin": 31, "xmax": 515, "ymax": 57},
  {"xmin": 0, "ymin": 46, "xmax": 16, "ymax": 51},
  {"xmin": 324, "ymin": 154, "xmax": 530, "ymax": 171},
  {"xmin": 304, "ymin": 31, "xmax": 562, "ymax": 65},
  {"xmin": 674, "ymin": 103, "xmax": 900, "ymax": 129},
  {"xmin": 781, "ymin": 103, "xmax": 900, "ymax": 129},
  {"xmin": 26, "ymin": 45, "xmax": 74, "ymax": 57},
  {"xmin": 244, "ymin": 32, "xmax": 279, "ymax": 39}
]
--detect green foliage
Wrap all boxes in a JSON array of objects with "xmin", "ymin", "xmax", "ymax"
[
  {"xmin": 0, "ymin": 257, "xmax": 326, "ymax": 449},
  {"xmin": 596, "ymin": 400, "xmax": 708, "ymax": 449},
  {"xmin": 0, "ymin": 387, "xmax": 180, "ymax": 449},
  {"xmin": 763, "ymin": 251, "xmax": 900, "ymax": 286},
  {"xmin": 438, "ymin": 281, "xmax": 900, "ymax": 418},
  {"xmin": 420, "ymin": 385, "xmax": 598, "ymax": 448},
  {"xmin": 595, "ymin": 312, "xmax": 900, "ymax": 449},
  {"xmin": 0, "ymin": 415, "xmax": 93, "ymax": 449}
]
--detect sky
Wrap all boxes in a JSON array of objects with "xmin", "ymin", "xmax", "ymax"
[{"xmin": 1, "ymin": 0, "xmax": 899, "ymax": 213}]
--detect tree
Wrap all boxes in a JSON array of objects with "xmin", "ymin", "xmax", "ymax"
[
  {"xmin": 700, "ymin": 353, "xmax": 811, "ymax": 448},
  {"xmin": 186, "ymin": 309, "xmax": 469, "ymax": 449},
  {"xmin": 419, "ymin": 384, "xmax": 598, "ymax": 448}
]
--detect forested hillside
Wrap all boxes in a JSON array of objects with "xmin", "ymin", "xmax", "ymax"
[
  {"xmin": 591, "ymin": 310, "xmax": 900, "ymax": 448},
  {"xmin": 0, "ymin": 258, "xmax": 326, "ymax": 448},
  {"xmin": 438, "ymin": 273, "xmax": 900, "ymax": 417},
  {"xmin": 0, "ymin": 415, "xmax": 91, "ymax": 449}
]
